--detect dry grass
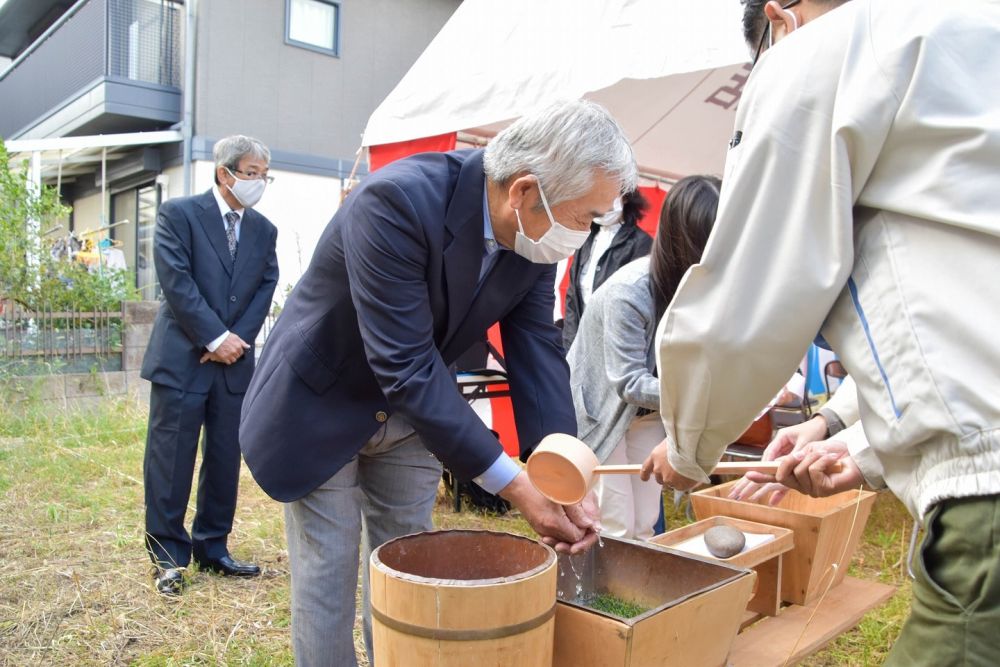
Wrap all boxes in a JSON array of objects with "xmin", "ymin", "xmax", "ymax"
[{"xmin": 0, "ymin": 397, "xmax": 911, "ymax": 666}]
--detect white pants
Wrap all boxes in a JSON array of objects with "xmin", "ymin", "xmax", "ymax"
[{"xmin": 597, "ymin": 411, "xmax": 665, "ymax": 540}]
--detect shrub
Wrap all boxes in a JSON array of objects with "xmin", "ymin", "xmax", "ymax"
[{"xmin": 0, "ymin": 141, "xmax": 137, "ymax": 311}]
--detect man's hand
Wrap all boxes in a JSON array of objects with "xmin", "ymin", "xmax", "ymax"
[
  {"xmin": 730, "ymin": 415, "xmax": 829, "ymax": 504},
  {"xmin": 200, "ymin": 350, "xmax": 223, "ymax": 364},
  {"xmin": 639, "ymin": 438, "xmax": 699, "ymax": 491},
  {"xmin": 772, "ymin": 440, "xmax": 865, "ymax": 498},
  {"xmin": 203, "ymin": 333, "xmax": 251, "ymax": 365},
  {"xmin": 499, "ymin": 472, "xmax": 600, "ymax": 554}
]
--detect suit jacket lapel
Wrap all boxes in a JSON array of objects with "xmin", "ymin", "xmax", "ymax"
[
  {"xmin": 232, "ymin": 209, "xmax": 260, "ymax": 283},
  {"xmin": 439, "ymin": 250, "xmax": 536, "ymax": 364},
  {"xmin": 196, "ymin": 190, "xmax": 234, "ymax": 277},
  {"xmin": 440, "ymin": 151, "xmax": 487, "ymax": 349}
]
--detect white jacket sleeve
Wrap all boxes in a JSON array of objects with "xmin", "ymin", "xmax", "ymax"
[
  {"xmin": 655, "ymin": 6, "xmax": 901, "ymax": 482},
  {"xmin": 838, "ymin": 421, "xmax": 887, "ymax": 490},
  {"xmin": 823, "ymin": 375, "xmax": 859, "ymax": 426}
]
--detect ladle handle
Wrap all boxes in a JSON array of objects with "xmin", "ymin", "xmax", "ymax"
[
  {"xmin": 592, "ymin": 464, "xmax": 643, "ymax": 474},
  {"xmin": 712, "ymin": 461, "xmax": 780, "ymax": 475},
  {"xmin": 713, "ymin": 460, "xmax": 843, "ymax": 474},
  {"xmin": 591, "ymin": 463, "xmax": 779, "ymax": 476},
  {"xmin": 591, "ymin": 460, "xmax": 841, "ymax": 477}
]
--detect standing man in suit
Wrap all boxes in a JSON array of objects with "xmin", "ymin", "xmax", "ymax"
[
  {"xmin": 142, "ymin": 135, "xmax": 279, "ymax": 596},
  {"xmin": 240, "ymin": 100, "xmax": 635, "ymax": 666}
]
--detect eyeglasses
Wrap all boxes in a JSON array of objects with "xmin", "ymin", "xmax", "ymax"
[
  {"xmin": 229, "ymin": 167, "xmax": 274, "ymax": 184},
  {"xmin": 751, "ymin": 0, "xmax": 801, "ymax": 67}
]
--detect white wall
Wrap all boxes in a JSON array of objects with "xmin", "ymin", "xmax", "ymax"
[{"xmin": 254, "ymin": 166, "xmax": 342, "ymax": 301}]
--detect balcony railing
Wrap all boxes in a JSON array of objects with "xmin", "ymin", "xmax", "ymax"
[{"xmin": 0, "ymin": 0, "xmax": 182, "ymax": 139}]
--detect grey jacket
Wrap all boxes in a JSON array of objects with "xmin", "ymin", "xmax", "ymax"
[
  {"xmin": 567, "ymin": 258, "xmax": 659, "ymax": 463},
  {"xmin": 562, "ymin": 222, "xmax": 653, "ymax": 350}
]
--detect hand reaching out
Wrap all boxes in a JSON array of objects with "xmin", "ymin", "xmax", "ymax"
[
  {"xmin": 729, "ymin": 415, "xmax": 829, "ymax": 504},
  {"xmin": 639, "ymin": 438, "xmax": 699, "ymax": 491},
  {"xmin": 772, "ymin": 440, "xmax": 865, "ymax": 497}
]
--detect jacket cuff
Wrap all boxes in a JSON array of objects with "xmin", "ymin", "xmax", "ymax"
[{"xmin": 840, "ymin": 422, "xmax": 887, "ymax": 490}]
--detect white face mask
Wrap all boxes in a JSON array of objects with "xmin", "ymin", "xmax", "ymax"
[
  {"xmin": 225, "ymin": 168, "xmax": 267, "ymax": 208},
  {"xmin": 513, "ymin": 181, "xmax": 591, "ymax": 264},
  {"xmin": 593, "ymin": 196, "xmax": 623, "ymax": 226}
]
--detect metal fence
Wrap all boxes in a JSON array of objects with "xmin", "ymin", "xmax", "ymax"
[{"xmin": 0, "ymin": 300, "xmax": 125, "ymax": 375}]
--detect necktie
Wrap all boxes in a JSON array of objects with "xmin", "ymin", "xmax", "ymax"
[{"xmin": 224, "ymin": 211, "xmax": 238, "ymax": 262}]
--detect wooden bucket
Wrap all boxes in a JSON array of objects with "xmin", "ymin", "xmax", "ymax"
[{"xmin": 369, "ymin": 530, "xmax": 557, "ymax": 667}]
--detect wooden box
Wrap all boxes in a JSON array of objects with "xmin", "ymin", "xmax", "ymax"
[
  {"xmin": 552, "ymin": 536, "xmax": 755, "ymax": 667},
  {"xmin": 649, "ymin": 516, "xmax": 794, "ymax": 617},
  {"xmin": 690, "ymin": 481, "xmax": 876, "ymax": 605}
]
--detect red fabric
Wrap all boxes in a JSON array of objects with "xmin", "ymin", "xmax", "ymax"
[
  {"xmin": 368, "ymin": 133, "xmax": 458, "ymax": 171},
  {"xmin": 637, "ymin": 185, "xmax": 668, "ymax": 237},
  {"xmin": 557, "ymin": 256, "xmax": 573, "ymax": 322},
  {"xmin": 487, "ymin": 324, "xmax": 519, "ymax": 457}
]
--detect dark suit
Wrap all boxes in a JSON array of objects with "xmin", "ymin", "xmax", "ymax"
[
  {"xmin": 141, "ymin": 188, "xmax": 278, "ymax": 569},
  {"xmin": 240, "ymin": 149, "xmax": 576, "ymax": 502}
]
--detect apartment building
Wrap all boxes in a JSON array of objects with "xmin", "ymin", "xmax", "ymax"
[{"xmin": 0, "ymin": 0, "xmax": 461, "ymax": 299}]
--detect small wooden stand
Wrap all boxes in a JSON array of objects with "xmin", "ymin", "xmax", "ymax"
[
  {"xmin": 690, "ymin": 482, "xmax": 877, "ymax": 605},
  {"xmin": 729, "ymin": 576, "xmax": 895, "ymax": 666},
  {"xmin": 649, "ymin": 516, "xmax": 793, "ymax": 618}
]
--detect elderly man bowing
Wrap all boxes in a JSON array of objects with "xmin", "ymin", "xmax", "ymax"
[{"xmin": 240, "ymin": 100, "xmax": 635, "ymax": 666}]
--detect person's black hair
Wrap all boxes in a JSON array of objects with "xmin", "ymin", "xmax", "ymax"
[
  {"xmin": 741, "ymin": 0, "xmax": 771, "ymax": 47},
  {"xmin": 649, "ymin": 175, "xmax": 722, "ymax": 327},
  {"xmin": 620, "ymin": 188, "xmax": 649, "ymax": 228}
]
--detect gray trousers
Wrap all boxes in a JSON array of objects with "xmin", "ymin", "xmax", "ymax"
[{"xmin": 284, "ymin": 416, "xmax": 443, "ymax": 666}]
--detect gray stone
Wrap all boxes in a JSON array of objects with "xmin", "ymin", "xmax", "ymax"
[{"xmin": 704, "ymin": 525, "xmax": 746, "ymax": 559}]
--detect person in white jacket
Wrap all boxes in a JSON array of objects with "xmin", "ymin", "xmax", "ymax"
[{"xmin": 640, "ymin": 0, "xmax": 1000, "ymax": 663}]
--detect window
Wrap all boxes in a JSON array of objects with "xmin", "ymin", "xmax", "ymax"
[
  {"xmin": 286, "ymin": 0, "xmax": 340, "ymax": 56},
  {"xmin": 111, "ymin": 182, "xmax": 161, "ymax": 301}
]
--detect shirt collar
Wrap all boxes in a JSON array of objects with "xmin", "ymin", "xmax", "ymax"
[
  {"xmin": 482, "ymin": 177, "xmax": 499, "ymax": 256},
  {"xmin": 214, "ymin": 185, "xmax": 244, "ymax": 220}
]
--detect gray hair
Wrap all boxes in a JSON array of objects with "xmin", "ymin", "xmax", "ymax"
[
  {"xmin": 213, "ymin": 135, "xmax": 271, "ymax": 171},
  {"xmin": 483, "ymin": 99, "xmax": 637, "ymax": 207}
]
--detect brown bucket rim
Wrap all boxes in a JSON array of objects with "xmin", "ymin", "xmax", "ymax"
[{"xmin": 371, "ymin": 529, "xmax": 557, "ymax": 587}]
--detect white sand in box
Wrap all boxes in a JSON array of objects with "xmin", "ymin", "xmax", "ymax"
[{"xmin": 670, "ymin": 531, "xmax": 775, "ymax": 559}]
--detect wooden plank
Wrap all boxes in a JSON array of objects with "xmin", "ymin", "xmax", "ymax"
[
  {"xmin": 729, "ymin": 577, "xmax": 895, "ymax": 666},
  {"xmin": 746, "ymin": 554, "xmax": 782, "ymax": 617}
]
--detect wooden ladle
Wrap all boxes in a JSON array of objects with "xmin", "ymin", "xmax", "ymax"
[{"xmin": 525, "ymin": 433, "xmax": 781, "ymax": 505}]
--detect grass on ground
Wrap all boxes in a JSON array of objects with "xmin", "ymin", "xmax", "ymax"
[{"xmin": 0, "ymin": 396, "xmax": 912, "ymax": 665}]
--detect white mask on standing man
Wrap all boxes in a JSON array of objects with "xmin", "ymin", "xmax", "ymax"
[{"xmin": 225, "ymin": 168, "xmax": 267, "ymax": 208}]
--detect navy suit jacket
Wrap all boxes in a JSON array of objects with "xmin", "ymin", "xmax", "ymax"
[
  {"xmin": 141, "ymin": 189, "xmax": 279, "ymax": 394},
  {"xmin": 240, "ymin": 150, "xmax": 576, "ymax": 502}
]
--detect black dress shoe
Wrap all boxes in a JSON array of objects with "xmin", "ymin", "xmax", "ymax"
[
  {"xmin": 154, "ymin": 568, "xmax": 185, "ymax": 596},
  {"xmin": 195, "ymin": 554, "xmax": 261, "ymax": 577}
]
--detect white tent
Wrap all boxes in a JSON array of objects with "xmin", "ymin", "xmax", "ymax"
[{"xmin": 362, "ymin": 0, "xmax": 752, "ymax": 180}]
